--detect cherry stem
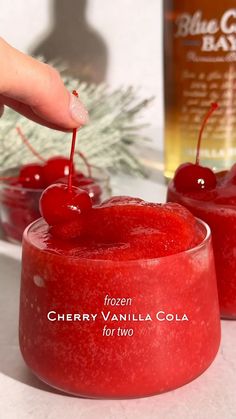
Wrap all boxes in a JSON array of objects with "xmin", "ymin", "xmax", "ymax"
[
  {"xmin": 76, "ymin": 150, "xmax": 92, "ymax": 177},
  {"xmin": 0, "ymin": 176, "xmax": 18, "ymax": 181},
  {"xmin": 195, "ymin": 102, "xmax": 219, "ymax": 165},
  {"xmin": 68, "ymin": 127, "xmax": 77, "ymax": 191},
  {"xmin": 16, "ymin": 126, "xmax": 46, "ymax": 163},
  {"xmin": 68, "ymin": 90, "xmax": 79, "ymax": 192}
]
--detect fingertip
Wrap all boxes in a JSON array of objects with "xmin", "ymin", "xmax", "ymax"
[
  {"xmin": 31, "ymin": 64, "xmax": 89, "ymax": 129},
  {"xmin": 69, "ymin": 92, "xmax": 89, "ymax": 126}
]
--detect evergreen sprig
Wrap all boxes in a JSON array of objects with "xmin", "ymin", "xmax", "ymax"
[{"xmin": 0, "ymin": 64, "xmax": 153, "ymax": 177}]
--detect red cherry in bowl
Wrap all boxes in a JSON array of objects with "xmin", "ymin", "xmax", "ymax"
[
  {"xmin": 173, "ymin": 162, "xmax": 217, "ymax": 193},
  {"xmin": 39, "ymin": 183, "xmax": 92, "ymax": 225},
  {"xmin": 43, "ymin": 156, "xmax": 75, "ymax": 186},
  {"xmin": 19, "ymin": 163, "xmax": 45, "ymax": 189}
]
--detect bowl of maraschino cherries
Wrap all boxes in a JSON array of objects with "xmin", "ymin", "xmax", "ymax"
[
  {"xmin": 167, "ymin": 103, "xmax": 236, "ymax": 320},
  {"xmin": 0, "ymin": 128, "xmax": 110, "ymax": 243}
]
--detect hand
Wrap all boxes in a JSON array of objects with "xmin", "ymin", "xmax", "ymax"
[{"xmin": 0, "ymin": 38, "xmax": 88, "ymax": 130}]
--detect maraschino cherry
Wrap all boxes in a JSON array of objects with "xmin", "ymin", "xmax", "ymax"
[
  {"xmin": 39, "ymin": 183, "xmax": 91, "ymax": 225},
  {"xmin": 40, "ymin": 91, "xmax": 92, "ymax": 226},
  {"xmin": 3, "ymin": 119, "xmax": 92, "ymax": 192},
  {"xmin": 43, "ymin": 156, "xmax": 74, "ymax": 185},
  {"xmin": 15, "ymin": 125, "xmax": 93, "ymax": 189},
  {"xmin": 173, "ymin": 103, "xmax": 218, "ymax": 193},
  {"xmin": 0, "ymin": 127, "xmax": 47, "ymax": 189},
  {"xmin": 19, "ymin": 163, "xmax": 45, "ymax": 189},
  {"xmin": 16, "ymin": 126, "xmax": 76, "ymax": 187}
]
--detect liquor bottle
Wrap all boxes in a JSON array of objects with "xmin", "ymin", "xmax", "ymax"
[{"xmin": 164, "ymin": 0, "xmax": 236, "ymax": 178}]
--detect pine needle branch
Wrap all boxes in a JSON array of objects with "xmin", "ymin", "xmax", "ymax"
[{"xmin": 0, "ymin": 59, "xmax": 154, "ymax": 177}]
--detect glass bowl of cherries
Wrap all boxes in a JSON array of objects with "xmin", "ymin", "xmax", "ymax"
[{"xmin": 0, "ymin": 156, "xmax": 111, "ymax": 243}]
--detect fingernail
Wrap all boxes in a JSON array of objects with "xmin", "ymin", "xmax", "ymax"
[{"xmin": 69, "ymin": 93, "xmax": 89, "ymax": 125}]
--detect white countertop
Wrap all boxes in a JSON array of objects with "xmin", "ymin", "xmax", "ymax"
[{"xmin": 0, "ymin": 175, "xmax": 236, "ymax": 419}]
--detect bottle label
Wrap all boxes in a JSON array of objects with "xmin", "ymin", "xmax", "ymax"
[
  {"xmin": 164, "ymin": 2, "xmax": 236, "ymax": 170},
  {"xmin": 175, "ymin": 9, "xmax": 236, "ymax": 56}
]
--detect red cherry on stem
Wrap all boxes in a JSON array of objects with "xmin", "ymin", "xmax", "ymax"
[
  {"xmin": 174, "ymin": 162, "xmax": 217, "ymax": 193},
  {"xmin": 40, "ymin": 90, "xmax": 92, "ymax": 226},
  {"xmin": 39, "ymin": 183, "xmax": 92, "ymax": 225},
  {"xmin": 173, "ymin": 103, "xmax": 218, "ymax": 193}
]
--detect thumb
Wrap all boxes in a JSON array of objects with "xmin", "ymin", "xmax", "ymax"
[{"xmin": 0, "ymin": 38, "xmax": 88, "ymax": 130}]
